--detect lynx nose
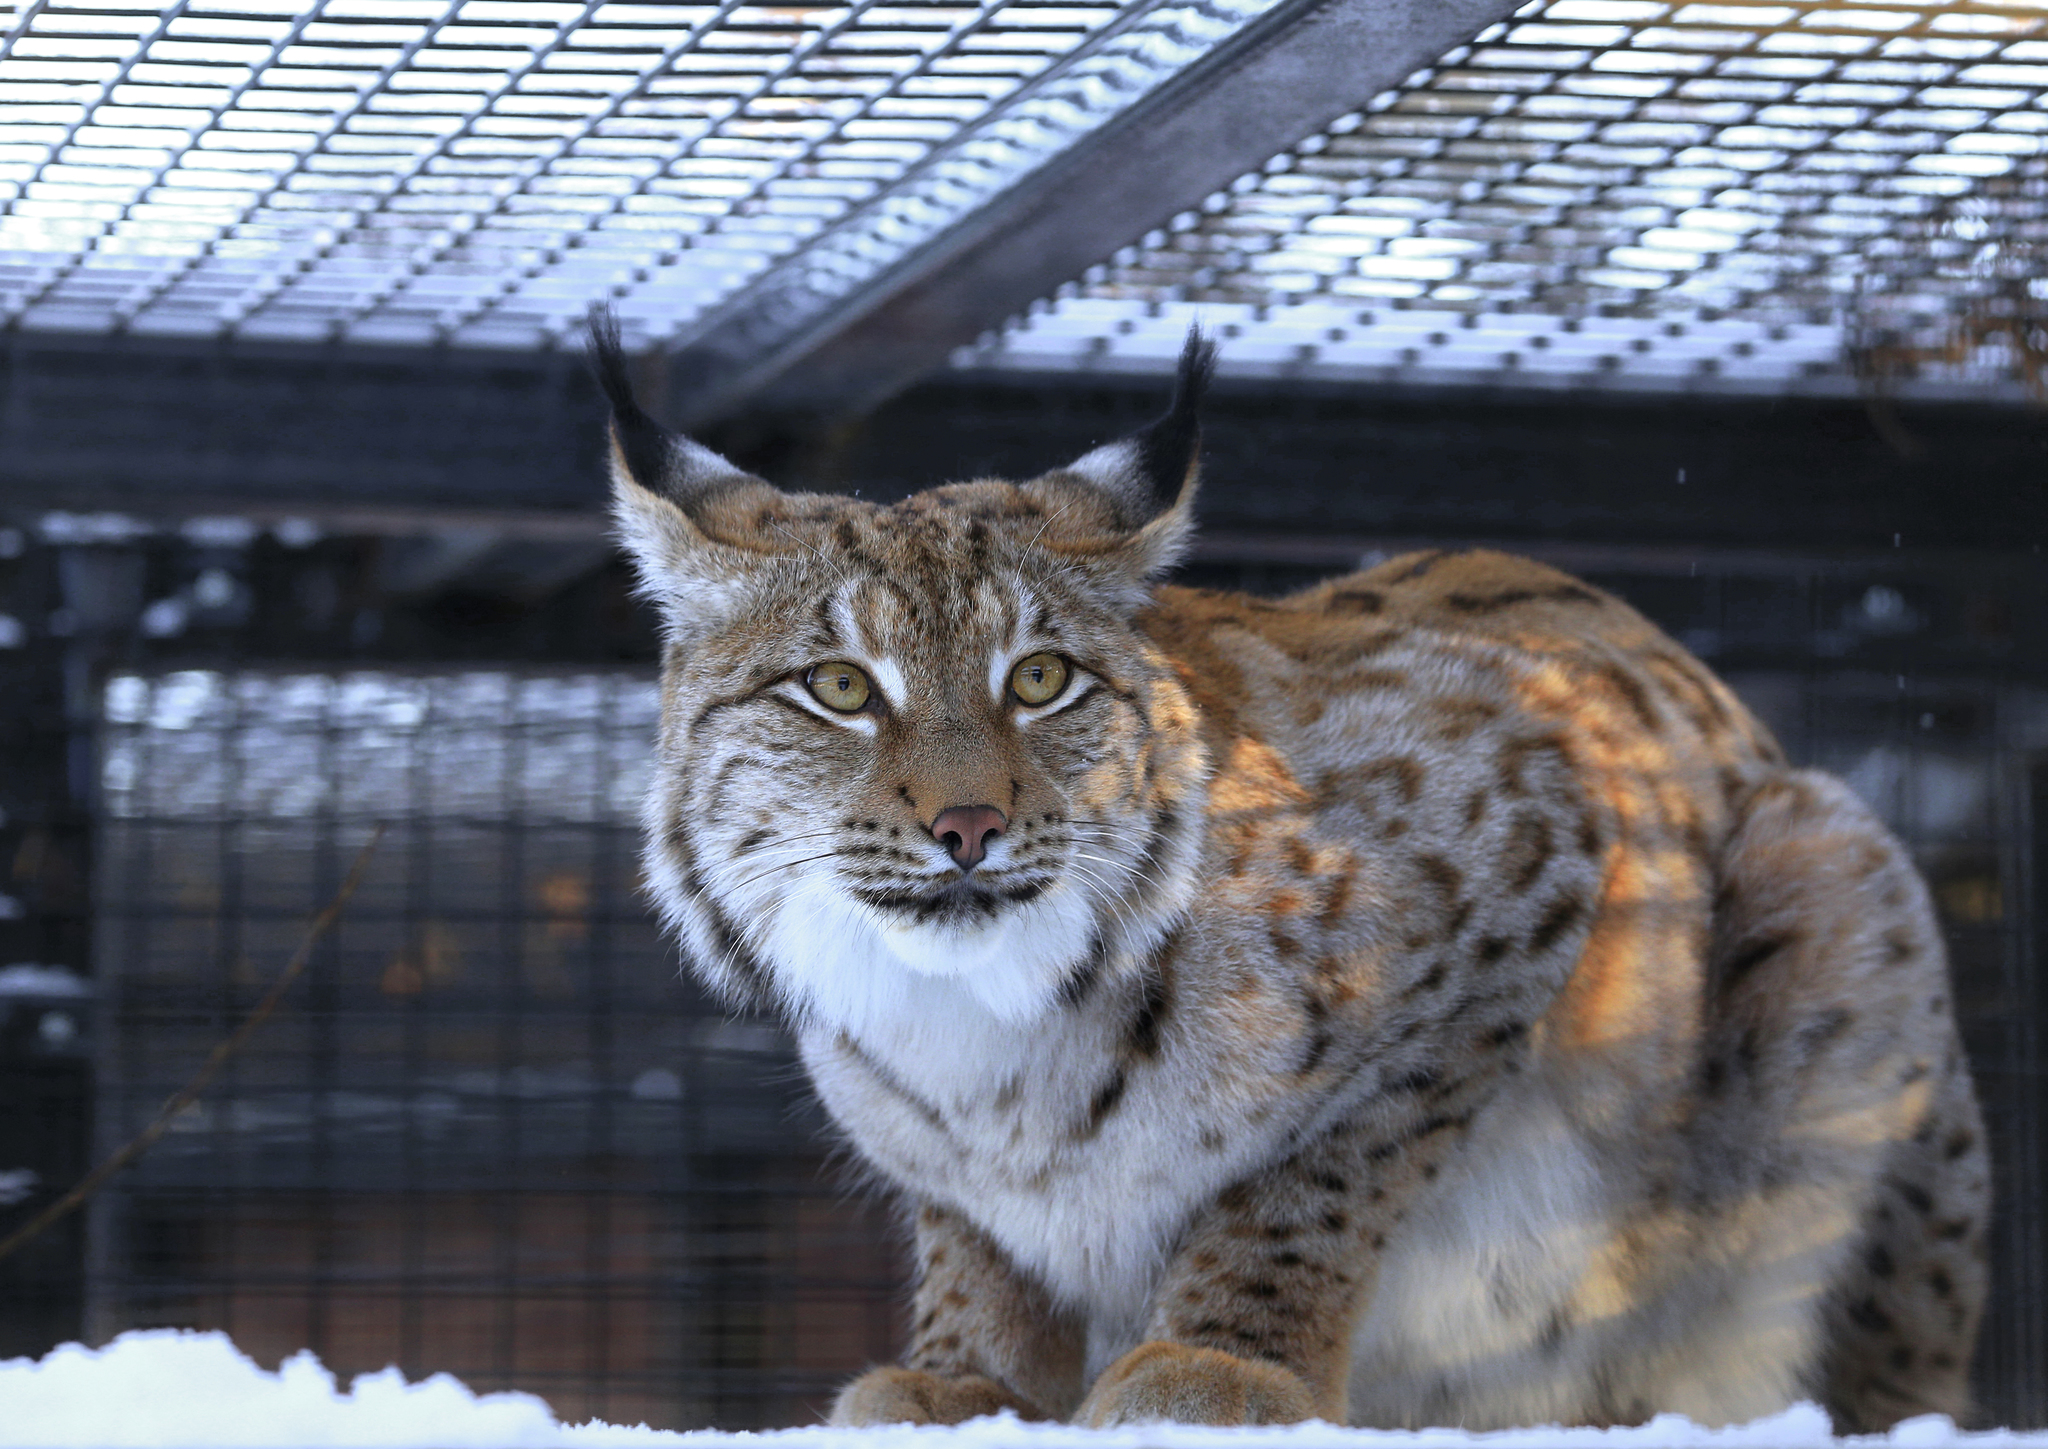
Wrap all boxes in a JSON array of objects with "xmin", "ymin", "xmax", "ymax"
[{"xmin": 930, "ymin": 806, "xmax": 1007, "ymax": 872}]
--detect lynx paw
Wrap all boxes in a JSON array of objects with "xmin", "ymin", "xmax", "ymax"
[
  {"xmin": 830, "ymin": 1367, "xmax": 1047, "ymax": 1426},
  {"xmin": 1075, "ymin": 1342, "xmax": 1316, "ymax": 1427}
]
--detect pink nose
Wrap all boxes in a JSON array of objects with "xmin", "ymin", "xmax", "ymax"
[{"xmin": 930, "ymin": 806, "xmax": 1007, "ymax": 872}]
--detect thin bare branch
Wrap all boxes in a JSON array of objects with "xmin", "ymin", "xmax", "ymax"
[{"xmin": 0, "ymin": 825, "xmax": 389, "ymax": 1266}]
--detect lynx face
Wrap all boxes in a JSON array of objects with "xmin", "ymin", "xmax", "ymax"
[
  {"xmin": 597, "ymin": 320, "xmax": 1216, "ymax": 1034},
  {"xmin": 641, "ymin": 501, "xmax": 1207, "ymax": 1032}
]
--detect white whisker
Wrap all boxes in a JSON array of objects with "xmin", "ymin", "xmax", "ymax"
[{"xmin": 769, "ymin": 518, "xmax": 853, "ymax": 588}]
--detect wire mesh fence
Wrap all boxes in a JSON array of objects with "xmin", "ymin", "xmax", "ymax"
[
  {"xmin": 0, "ymin": 0, "xmax": 1289, "ymax": 352},
  {"xmin": 0, "ymin": 461, "xmax": 2041, "ymax": 1427},
  {"xmin": 83, "ymin": 664, "xmax": 903, "ymax": 1428}
]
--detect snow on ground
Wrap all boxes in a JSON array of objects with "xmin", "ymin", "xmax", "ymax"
[{"xmin": 3, "ymin": 1332, "xmax": 2045, "ymax": 1449}]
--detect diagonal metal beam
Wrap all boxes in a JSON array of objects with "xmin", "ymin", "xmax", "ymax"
[{"xmin": 664, "ymin": 0, "xmax": 1528, "ymax": 428}]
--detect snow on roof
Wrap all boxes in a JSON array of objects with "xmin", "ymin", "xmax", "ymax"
[
  {"xmin": 98, "ymin": 667, "xmax": 659, "ymax": 824},
  {"xmin": 960, "ymin": 0, "xmax": 2048, "ymax": 401},
  {"xmin": 0, "ymin": 963, "xmax": 91, "ymax": 999},
  {"xmin": 4, "ymin": 1330, "xmax": 2047, "ymax": 1449}
]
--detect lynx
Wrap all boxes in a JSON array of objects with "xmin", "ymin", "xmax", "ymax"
[{"xmin": 593, "ymin": 316, "xmax": 1987, "ymax": 1433}]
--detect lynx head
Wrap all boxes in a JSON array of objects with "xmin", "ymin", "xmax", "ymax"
[{"xmin": 593, "ymin": 311, "xmax": 1215, "ymax": 1035}]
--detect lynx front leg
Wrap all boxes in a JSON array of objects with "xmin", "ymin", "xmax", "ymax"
[
  {"xmin": 832, "ymin": 1201, "xmax": 1083, "ymax": 1426},
  {"xmin": 1078, "ymin": 1111, "xmax": 1471, "ymax": 1427}
]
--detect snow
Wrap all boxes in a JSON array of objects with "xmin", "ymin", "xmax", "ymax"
[
  {"xmin": 2, "ymin": 1333, "xmax": 556, "ymax": 1448},
  {"xmin": 3, "ymin": 1333, "xmax": 2046, "ymax": 1449},
  {"xmin": 0, "ymin": 963, "xmax": 91, "ymax": 998}
]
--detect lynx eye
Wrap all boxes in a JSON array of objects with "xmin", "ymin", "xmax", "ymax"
[
  {"xmin": 805, "ymin": 662, "xmax": 872, "ymax": 713},
  {"xmin": 1009, "ymin": 653, "xmax": 1070, "ymax": 707}
]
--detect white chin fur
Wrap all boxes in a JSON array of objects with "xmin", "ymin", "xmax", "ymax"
[{"xmin": 758, "ymin": 873, "xmax": 1099, "ymax": 1032}]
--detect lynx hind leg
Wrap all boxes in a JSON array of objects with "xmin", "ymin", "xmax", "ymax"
[
  {"xmin": 1819, "ymin": 1041, "xmax": 1988, "ymax": 1432},
  {"xmin": 1697, "ymin": 769, "xmax": 1987, "ymax": 1432}
]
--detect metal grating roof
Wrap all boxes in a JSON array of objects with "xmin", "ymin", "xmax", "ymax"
[
  {"xmin": 0, "ymin": 0, "xmax": 1286, "ymax": 350},
  {"xmin": 960, "ymin": 0, "xmax": 2048, "ymax": 399},
  {"xmin": 5, "ymin": 0, "xmax": 2043, "ymax": 402}
]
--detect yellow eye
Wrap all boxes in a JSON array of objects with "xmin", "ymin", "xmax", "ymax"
[
  {"xmin": 806, "ymin": 661, "xmax": 872, "ymax": 713},
  {"xmin": 1010, "ymin": 653, "xmax": 1070, "ymax": 707}
]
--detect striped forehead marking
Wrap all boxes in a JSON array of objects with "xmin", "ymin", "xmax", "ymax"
[
  {"xmin": 987, "ymin": 580, "xmax": 1039, "ymax": 702},
  {"xmin": 867, "ymin": 656, "xmax": 909, "ymax": 712},
  {"xmin": 823, "ymin": 587, "xmax": 908, "ymax": 711},
  {"xmin": 809, "ymin": 554, "xmax": 1049, "ymax": 712}
]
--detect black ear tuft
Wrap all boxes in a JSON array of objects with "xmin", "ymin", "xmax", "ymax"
[
  {"xmin": 1131, "ymin": 326, "xmax": 1218, "ymax": 511},
  {"xmin": 586, "ymin": 304, "xmax": 673, "ymax": 497}
]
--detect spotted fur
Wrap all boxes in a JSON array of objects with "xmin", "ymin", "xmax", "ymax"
[{"xmin": 594, "ymin": 319, "xmax": 1986, "ymax": 1432}]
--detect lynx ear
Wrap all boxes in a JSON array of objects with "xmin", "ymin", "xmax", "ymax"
[
  {"xmin": 1031, "ymin": 327, "xmax": 1216, "ymax": 598},
  {"xmin": 588, "ymin": 308, "xmax": 783, "ymax": 639}
]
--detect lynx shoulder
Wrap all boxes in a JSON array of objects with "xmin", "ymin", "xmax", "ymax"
[{"xmin": 591, "ymin": 316, "xmax": 1986, "ymax": 1433}]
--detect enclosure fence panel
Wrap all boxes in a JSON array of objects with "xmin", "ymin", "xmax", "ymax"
[{"xmin": 87, "ymin": 665, "xmax": 902, "ymax": 1430}]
